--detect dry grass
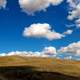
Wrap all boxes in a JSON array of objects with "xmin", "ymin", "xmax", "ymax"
[{"xmin": 0, "ymin": 55, "xmax": 80, "ymax": 77}]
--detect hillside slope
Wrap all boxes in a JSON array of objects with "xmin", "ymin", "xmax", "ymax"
[{"xmin": 0, "ymin": 55, "xmax": 80, "ymax": 80}]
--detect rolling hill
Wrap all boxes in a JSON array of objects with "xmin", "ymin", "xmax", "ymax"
[{"xmin": 0, "ymin": 55, "xmax": 80, "ymax": 80}]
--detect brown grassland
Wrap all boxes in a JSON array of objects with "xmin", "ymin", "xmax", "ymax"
[{"xmin": 0, "ymin": 55, "xmax": 80, "ymax": 80}]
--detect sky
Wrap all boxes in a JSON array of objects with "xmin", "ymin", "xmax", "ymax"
[{"xmin": 0, "ymin": 0, "xmax": 80, "ymax": 60}]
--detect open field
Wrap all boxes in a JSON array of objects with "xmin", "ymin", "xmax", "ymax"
[{"xmin": 0, "ymin": 55, "xmax": 80, "ymax": 80}]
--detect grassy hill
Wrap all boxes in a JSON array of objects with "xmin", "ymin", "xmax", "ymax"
[{"xmin": 0, "ymin": 55, "xmax": 80, "ymax": 80}]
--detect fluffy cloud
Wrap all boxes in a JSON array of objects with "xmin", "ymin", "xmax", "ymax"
[
  {"xmin": 59, "ymin": 41, "xmax": 80, "ymax": 55},
  {"xmin": 64, "ymin": 56, "xmax": 72, "ymax": 60},
  {"xmin": 49, "ymin": 0, "xmax": 63, "ymax": 5},
  {"xmin": 67, "ymin": 0, "xmax": 80, "ymax": 28},
  {"xmin": 23, "ymin": 23, "xmax": 64, "ymax": 40},
  {"xmin": 42, "ymin": 46, "xmax": 57, "ymax": 55},
  {"xmin": 19, "ymin": 0, "xmax": 63, "ymax": 15},
  {"xmin": 0, "ymin": 46, "xmax": 79, "ymax": 60},
  {"xmin": 0, "ymin": 46, "xmax": 57, "ymax": 57},
  {"xmin": 0, "ymin": 0, "xmax": 7, "ymax": 9},
  {"xmin": 63, "ymin": 29, "xmax": 73, "ymax": 35},
  {"xmin": 75, "ymin": 19, "xmax": 80, "ymax": 27},
  {"xmin": 0, "ymin": 53, "xmax": 7, "ymax": 56}
]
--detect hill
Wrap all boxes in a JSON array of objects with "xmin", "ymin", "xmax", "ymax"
[{"xmin": 0, "ymin": 55, "xmax": 80, "ymax": 80}]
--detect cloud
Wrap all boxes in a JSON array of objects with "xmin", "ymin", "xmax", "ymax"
[
  {"xmin": 0, "ymin": 0, "xmax": 7, "ymax": 9},
  {"xmin": 42, "ymin": 46, "xmax": 57, "ymax": 55},
  {"xmin": 7, "ymin": 51, "xmax": 43, "ymax": 57},
  {"xmin": 23, "ymin": 23, "xmax": 64, "ymax": 40},
  {"xmin": 49, "ymin": 0, "xmax": 63, "ymax": 5},
  {"xmin": 0, "ymin": 46, "xmax": 79, "ymax": 60},
  {"xmin": 19, "ymin": 0, "xmax": 63, "ymax": 15},
  {"xmin": 67, "ymin": 0, "xmax": 80, "ymax": 28},
  {"xmin": 64, "ymin": 56, "xmax": 72, "ymax": 60},
  {"xmin": 0, "ymin": 53, "xmax": 7, "ymax": 56},
  {"xmin": 59, "ymin": 41, "xmax": 80, "ymax": 55},
  {"xmin": 0, "ymin": 46, "xmax": 57, "ymax": 57},
  {"xmin": 63, "ymin": 29, "xmax": 73, "ymax": 35},
  {"xmin": 75, "ymin": 19, "xmax": 80, "ymax": 27}
]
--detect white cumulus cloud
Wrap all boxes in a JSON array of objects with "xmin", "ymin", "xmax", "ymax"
[
  {"xmin": 64, "ymin": 56, "xmax": 72, "ymax": 60},
  {"xmin": 42, "ymin": 46, "xmax": 57, "ymax": 55},
  {"xmin": 0, "ymin": 53, "xmax": 7, "ymax": 56},
  {"xmin": 49, "ymin": 0, "xmax": 63, "ymax": 5},
  {"xmin": 19, "ymin": 0, "xmax": 63, "ymax": 15},
  {"xmin": 23, "ymin": 23, "xmax": 64, "ymax": 40},
  {"xmin": 59, "ymin": 41, "xmax": 80, "ymax": 55},
  {"xmin": 63, "ymin": 29, "xmax": 73, "ymax": 35},
  {"xmin": 75, "ymin": 19, "xmax": 80, "ymax": 27},
  {"xmin": 0, "ymin": 0, "xmax": 7, "ymax": 9},
  {"xmin": 0, "ymin": 46, "xmax": 57, "ymax": 57},
  {"xmin": 67, "ymin": 0, "xmax": 80, "ymax": 28}
]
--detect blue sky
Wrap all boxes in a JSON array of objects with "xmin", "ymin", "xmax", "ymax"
[{"xmin": 0, "ymin": 0, "xmax": 80, "ymax": 58}]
